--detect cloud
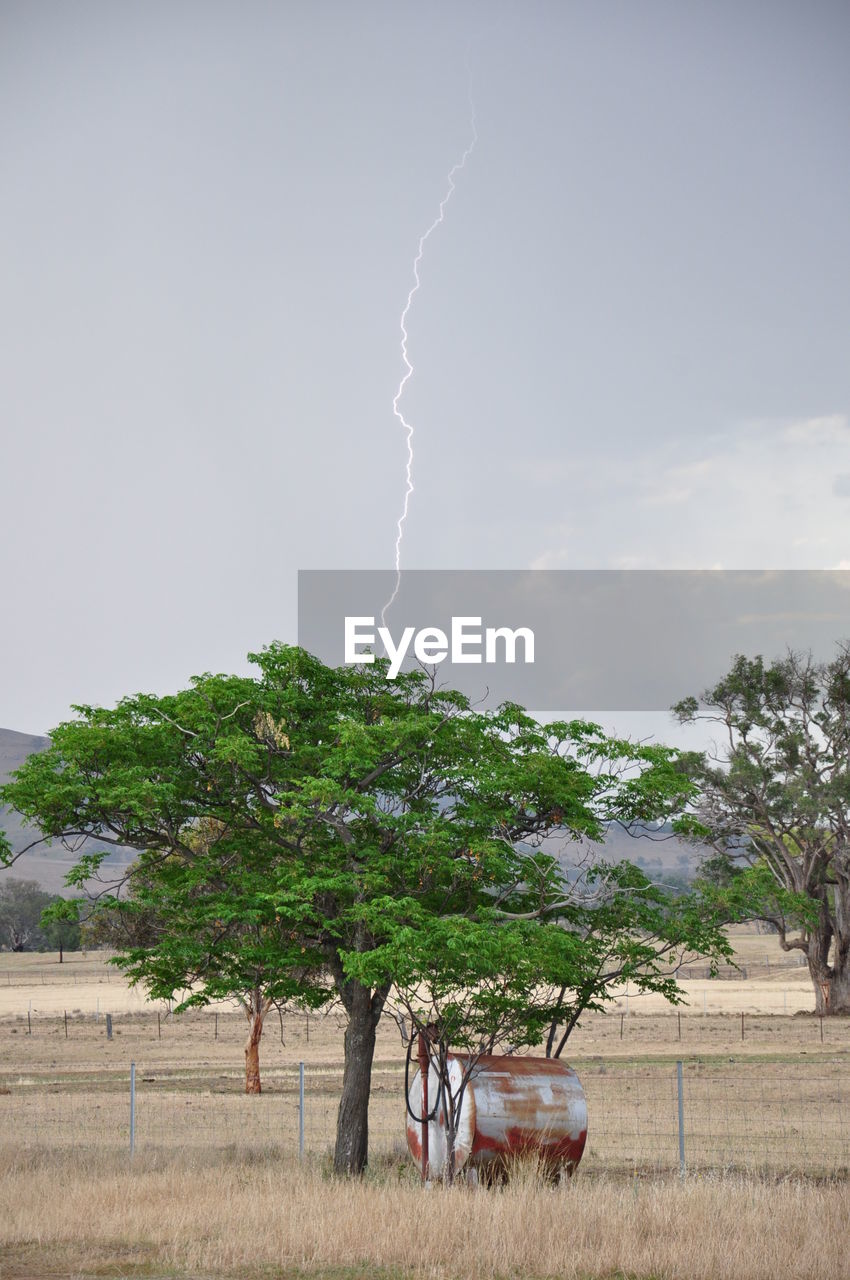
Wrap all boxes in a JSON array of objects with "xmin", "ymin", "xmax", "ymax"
[
  {"xmin": 528, "ymin": 411, "xmax": 850, "ymax": 572},
  {"xmin": 641, "ymin": 458, "xmax": 718, "ymax": 507},
  {"xmin": 529, "ymin": 523, "xmax": 573, "ymax": 570},
  {"xmin": 628, "ymin": 416, "xmax": 850, "ymax": 568},
  {"xmin": 530, "ymin": 547, "xmax": 572, "ymax": 570},
  {"xmin": 781, "ymin": 414, "xmax": 849, "ymax": 445},
  {"xmin": 611, "ymin": 554, "xmax": 653, "ymax": 569}
]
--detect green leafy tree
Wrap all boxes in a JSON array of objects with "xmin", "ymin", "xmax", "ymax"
[
  {"xmin": 271, "ymin": 681, "xmax": 716, "ymax": 1174},
  {"xmin": 348, "ymin": 910, "xmax": 585, "ymax": 1183},
  {"xmin": 1, "ymin": 644, "xmax": 715, "ymax": 1174},
  {"xmin": 78, "ymin": 821, "xmax": 330, "ymax": 1093},
  {"xmin": 39, "ymin": 905, "xmax": 81, "ymax": 959},
  {"xmin": 674, "ymin": 644, "xmax": 850, "ymax": 1015},
  {"xmin": 349, "ymin": 858, "xmax": 730, "ymax": 1183}
]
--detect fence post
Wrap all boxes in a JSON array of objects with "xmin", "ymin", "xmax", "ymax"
[
  {"xmin": 298, "ymin": 1061, "xmax": 305, "ymax": 1159},
  {"xmin": 676, "ymin": 1060, "xmax": 685, "ymax": 1178},
  {"xmin": 106, "ymin": 1013, "xmax": 113, "ymax": 1041},
  {"xmin": 130, "ymin": 1062, "xmax": 136, "ymax": 1159}
]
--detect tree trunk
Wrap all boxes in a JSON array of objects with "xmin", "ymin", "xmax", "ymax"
[
  {"xmin": 443, "ymin": 1070, "xmax": 457, "ymax": 1187},
  {"xmin": 810, "ymin": 952, "xmax": 850, "ymax": 1015},
  {"xmin": 807, "ymin": 899, "xmax": 850, "ymax": 1015},
  {"xmin": 333, "ymin": 981, "xmax": 381, "ymax": 1175},
  {"xmin": 244, "ymin": 1009, "xmax": 264, "ymax": 1094},
  {"xmin": 827, "ymin": 960, "xmax": 850, "ymax": 1013}
]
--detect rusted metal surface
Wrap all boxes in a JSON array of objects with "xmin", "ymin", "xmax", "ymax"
[{"xmin": 406, "ymin": 1053, "xmax": 587, "ymax": 1180}]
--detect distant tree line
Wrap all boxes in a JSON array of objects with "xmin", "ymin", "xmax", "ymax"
[{"xmin": 0, "ymin": 877, "xmax": 81, "ymax": 955}]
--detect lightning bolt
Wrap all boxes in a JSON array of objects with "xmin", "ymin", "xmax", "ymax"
[{"xmin": 380, "ymin": 84, "xmax": 478, "ymax": 627}]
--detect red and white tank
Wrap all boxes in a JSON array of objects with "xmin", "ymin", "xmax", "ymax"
[{"xmin": 406, "ymin": 1052, "xmax": 587, "ymax": 1180}]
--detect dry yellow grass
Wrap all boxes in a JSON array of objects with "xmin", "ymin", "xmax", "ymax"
[
  {"xmin": 1, "ymin": 1148, "xmax": 849, "ymax": 1280},
  {"xmin": 2, "ymin": 931, "xmax": 848, "ymax": 1278}
]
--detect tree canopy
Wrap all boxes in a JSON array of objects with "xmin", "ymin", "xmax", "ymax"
[
  {"xmin": 90, "ymin": 821, "xmax": 331, "ymax": 1092},
  {"xmin": 674, "ymin": 643, "xmax": 850, "ymax": 1015},
  {"xmin": 2, "ymin": 642, "xmax": 728, "ymax": 1172}
]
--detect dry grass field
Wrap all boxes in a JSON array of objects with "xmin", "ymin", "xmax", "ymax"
[
  {"xmin": 1, "ymin": 927, "xmax": 849, "ymax": 1279},
  {"xmin": 0, "ymin": 927, "xmax": 821, "ymax": 1020},
  {"xmin": 3, "ymin": 1149, "xmax": 849, "ymax": 1280}
]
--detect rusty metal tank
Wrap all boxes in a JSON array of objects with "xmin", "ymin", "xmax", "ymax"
[{"xmin": 406, "ymin": 1053, "xmax": 587, "ymax": 1180}]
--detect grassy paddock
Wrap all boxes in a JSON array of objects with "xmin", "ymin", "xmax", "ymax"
[
  {"xmin": 2, "ymin": 1148, "xmax": 849, "ymax": 1280},
  {"xmin": 0, "ymin": 923, "xmax": 826, "ymax": 1026},
  {"xmin": 2, "ymin": 934, "xmax": 849, "ymax": 1277},
  {"xmin": 4, "ymin": 1002, "xmax": 848, "ymax": 1077}
]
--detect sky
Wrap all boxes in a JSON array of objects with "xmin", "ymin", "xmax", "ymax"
[{"xmin": 1, "ymin": 0, "xmax": 849, "ymax": 735}]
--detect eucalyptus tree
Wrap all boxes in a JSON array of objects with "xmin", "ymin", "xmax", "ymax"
[
  {"xmin": 0, "ymin": 877, "xmax": 80, "ymax": 953},
  {"xmin": 674, "ymin": 644, "xmax": 850, "ymax": 1015}
]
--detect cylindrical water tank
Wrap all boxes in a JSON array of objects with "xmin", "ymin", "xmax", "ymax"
[{"xmin": 406, "ymin": 1053, "xmax": 587, "ymax": 1180}]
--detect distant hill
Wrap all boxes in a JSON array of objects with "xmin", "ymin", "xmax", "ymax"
[
  {"xmin": 0, "ymin": 726, "xmax": 133, "ymax": 896},
  {"xmin": 590, "ymin": 821, "xmax": 703, "ymax": 891},
  {"xmin": 0, "ymin": 727, "xmax": 50, "ymax": 856},
  {"xmin": 545, "ymin": 820, "xmax": 702, "ymax": 889},
  {"xmin": 596, "ymin": 821, "xmax": 702, "ymax": 873}
]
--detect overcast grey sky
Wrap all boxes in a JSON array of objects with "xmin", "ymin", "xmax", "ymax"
[{"xmin": 1, "ymin": 1, "xmax": 848, "ymax": 734}]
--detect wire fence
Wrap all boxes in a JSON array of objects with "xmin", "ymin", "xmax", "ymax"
[
  {"xmin": 3, "ymin": 1058, "xmax": 848, "ymax": 1176},
  {"xmin": 0, "ymin": 963, "xmax": 121, "ymax": 989},
  {"xmin": 579, "ymin": 1060, "xmax": 850, "ymax": 1175},
  {"xmin": 675, "ymin": 952, "xmax": 808, "ymax": 980},
  {"xmin": 6, "ymin": 1003, "xmax": 849, "ymax": 1060}
]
